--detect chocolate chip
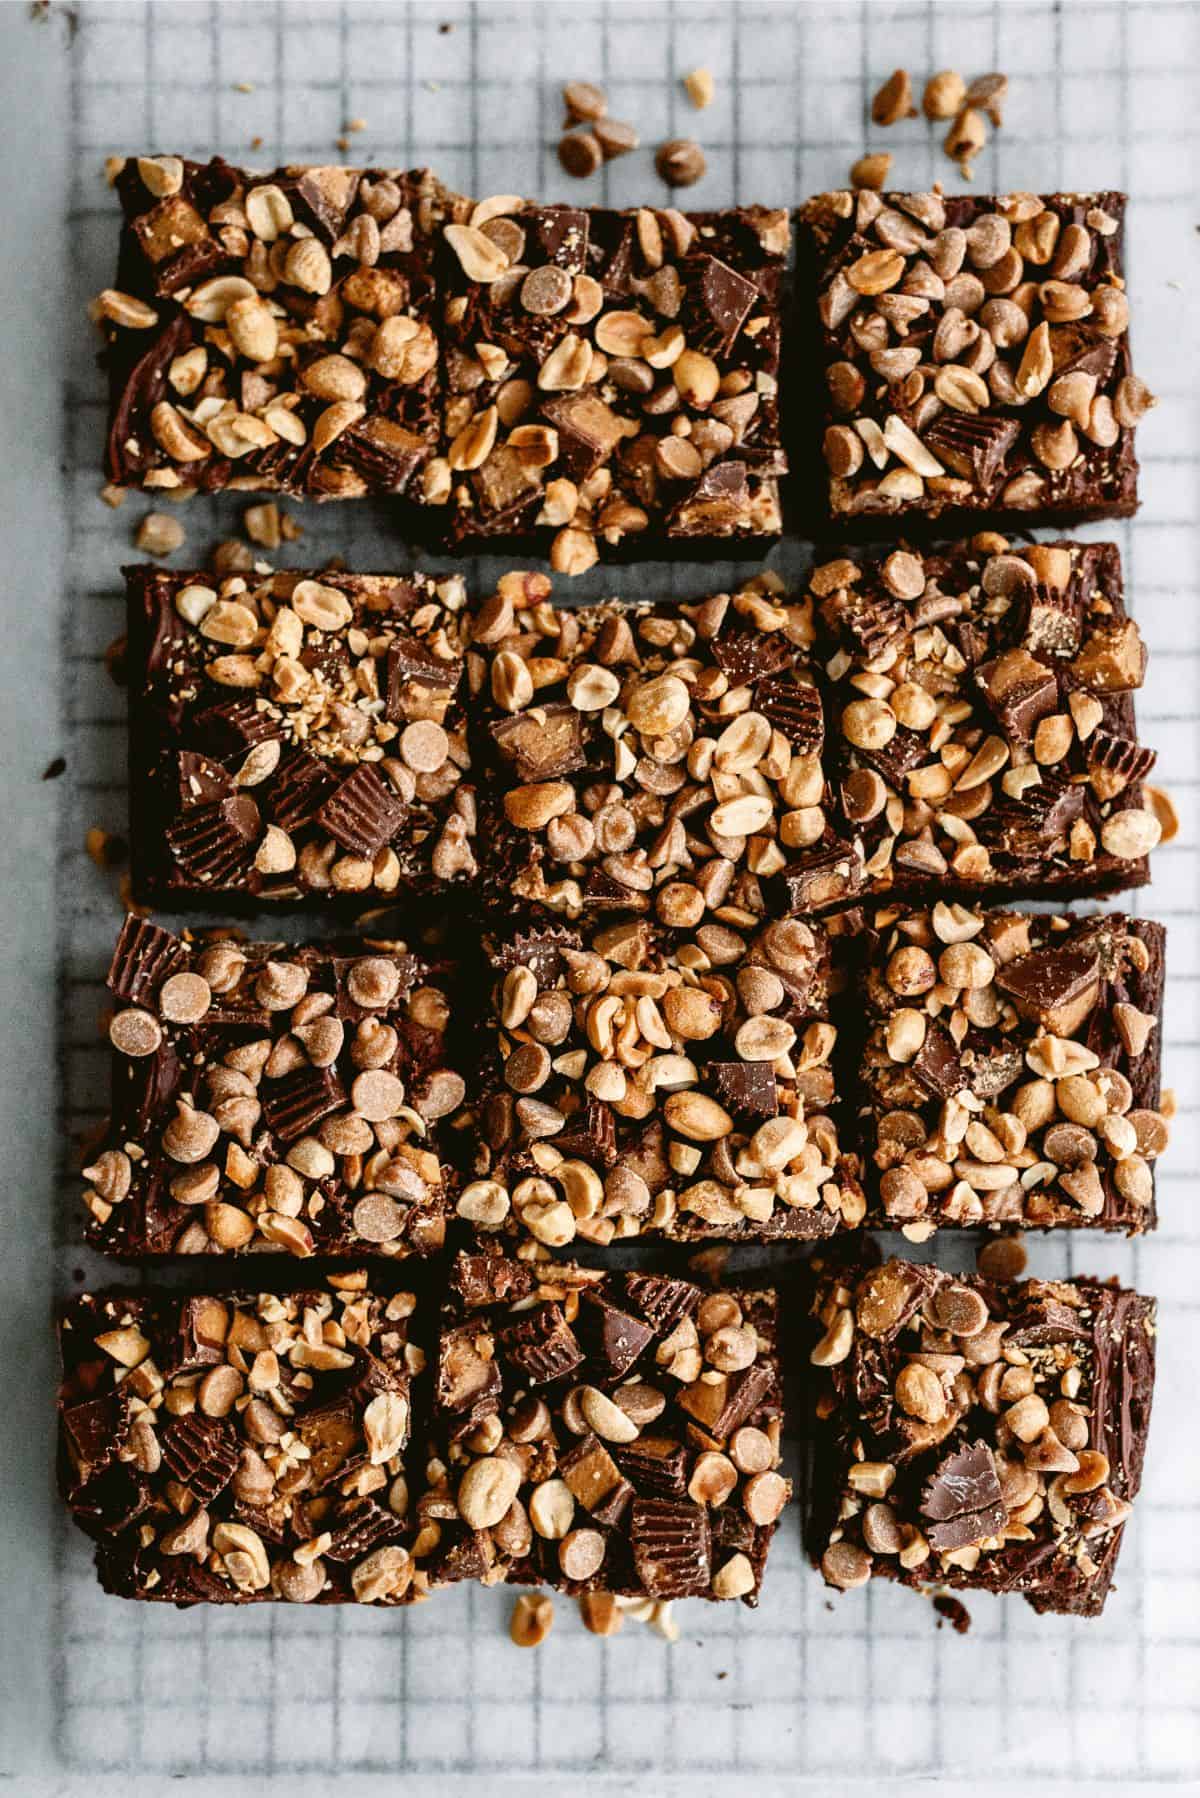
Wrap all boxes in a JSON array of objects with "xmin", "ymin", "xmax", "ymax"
[
  {"xmin": 558, "ymin": 131, "xmax": 602, "ymax": 179},
  {"xmin": 655, "ymin": 138, "xmax": 706, "ymax": 188}
]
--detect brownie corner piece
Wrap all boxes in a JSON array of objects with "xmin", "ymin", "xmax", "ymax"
[
  {"xmin": 815, "ymin": 537, "xmax": 1161, "ymax": 904},
  {"xmin": 126, "ymin": 563, "xmax": 475, "ymax": 906},
  {"xmin": 799, "ymin": 188, "xmax": 1153, "ymax": 530},
  {"xmin": 807, "ymin": 1258, "xmax": 1156, "ymax": 1618},
  {"xmin": 419, "ymin": 1252, "xmax": 790, "ymax": 1605},
  {"xmin": 857, "ymin": 905, "xmax": 1168, "ymax": 1235},
  {"xmin": 439, "ymin": 199, "xmax": 788, "ymax": 561},
  {"xmin": 58, "ymin": 1277, "xmax": 427, "ymax": 1605},
  {"xmin": 99, "ymin": 156, "xmax": 467, "ymax": 503},
  {"xmin": 86, "ymin": 914, "xmax": 464, "ymax": 1258}
]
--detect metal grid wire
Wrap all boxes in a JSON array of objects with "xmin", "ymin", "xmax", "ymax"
[{"xmin": 51, "ymin": 0, "xmax": 1199, "ymax": 1780}]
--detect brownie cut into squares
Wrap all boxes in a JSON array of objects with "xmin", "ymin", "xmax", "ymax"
[
  {"xmin": 857, "ymin": 905, "xmax": 1168, "ymax": 1235},
  {"xmin": 467, "ymin": 569, "xmax": 864, "ymax": 924},
  {"xmin": 798, "ymin": 189, "xmax": 1154, "ymax": 530},
  {"xmin": 58, "ymin": 1276, "xmax": 429, "ymax": 1605},
  {"xmin": 807, "ymin": 1258, "xmax": 1156, "ymax": 1617},
  {"xmin": 461, "ymin": 910, "xmax": 865, "ymax": 1248},
  {"xmin": 84, "ymin": 915, "xmax": 464, "ymax": 1259},
  {"xmin": 126, "ymin": 564, "xmax": 475, "ymax": 906},
  {"xmin": 813, "ymin": 539, "xmax": 1160, "ymax": 903},
  {"xmin": 418, "ymin": 1252, "xmax": 790, "ymax": 1605},
  {"xmin": 98, "ymin": 156, "xmax": 467, "ymax": 502},
  {"xmin": 438, "ymin": 198, "xmax": 789, "ymax": 566}
]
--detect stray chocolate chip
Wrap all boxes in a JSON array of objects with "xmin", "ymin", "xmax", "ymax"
[
  {"xmin": 655, "ymin": 138, "xmax": 706, "ymax": 188},
  {"xmin": 558, "ymin": 130, "xmax": 602, "ymax": 179},
  {"xmin": 562, "ymin": 79, "xmax": 607, "ymax": 124},
  {"xmin": 42, "ymin": 755, "xmax": 67, "ymax": 781},
  {"xmin": 594, "ymin": 117, "xmax": 639, "ymax": 160}
]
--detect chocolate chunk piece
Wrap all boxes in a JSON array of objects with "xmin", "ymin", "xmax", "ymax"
[
  {"xmin": 629, "ymin": 1498, "xmax": 712, "ymax": 1598},
  {"xmin": 498, "ymin": 1304, "xmax": 584, "ymax": 1386},
  {"xmin": 576, "ymin": 1291, "xmax": 656, "ymax": 1379},
  {"xmin": 617, "ymin": 1436, "xmax": 690, "ymax": 1499},
  {"xmin": 106, "ymin": 914, "xmax": 188, "ymax": 1004},
  {"xmin": 160, "ymin": 1413, "xmax": 239, "ymax": 1506},
  {"xmin": 920, "ymin": 1442, "xmax": 1007, "ymax": 1551},
  {"xmin": 259, "ymin": 1065, "xmax": 347, "ymax": 1142},
  {"xmin": 994, "ymin": 943, "xmax": 1101, "ymax": 1035},
  {"xmin": 622, "ymin": 1272, "xmax": 701, "ymax": 1335},
  {"xmin": 808, "ymin": 1260, "xmax": 1157, "ymax": 1618},
  {"xmin": 707, "ymin": 1061, "xmax": 779, "ymax": 1118},
  {"xmin": 165, "ymin": 795, "xmax": 259, "ymax": 886},
  {"xmin": 317, "ymin": 764, "xmax": 407, "ymax": 858}
]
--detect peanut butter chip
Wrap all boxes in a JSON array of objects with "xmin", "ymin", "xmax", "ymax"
[
  {"xmin": 109, "ymin": 1008, "xmax": 163, "ymax": 1056},
  {"xmin": 351, "ymin": 1069, "xmax": 407, "ymax": 1122},
  {"xmin": 158, "ymin": 972, "xmax": 212, "ymax": 1024}
]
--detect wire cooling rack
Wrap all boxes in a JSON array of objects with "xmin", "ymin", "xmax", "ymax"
[{"xmin": 30, "ymin": 0, "xmax": 1200, "ymax": 1784}]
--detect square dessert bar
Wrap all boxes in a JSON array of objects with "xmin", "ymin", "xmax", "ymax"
[
  {"xmin": 84, "ymin": 916, "xmax": 464, "ymax": 1259},
  {"xmin": 857, "ymin": 906, "xmax": 1168, "ymax": 1235},
  {"xmin": 807, "ymin": 1258, "xmax": 1156, "ymax": 1617},
  {"xmin": 99, "ymin": 156, "xmax": 466, "ymax": 501},
  {"xmin": 438, "ymin": 199, "xmax": 789, "ymax": 564},
  {"xmin": 814, "ymin": 539, "xmax": 1160, "ymax": 903},
  {"xmin": 468, "ymin": 571, "xmax": 863, "ymax": 924},
  {"xmin": 418, "ymin": 1253, "xmax": 790, "ymax": 1605},
  {"xmin": 58, "ymin": 1276, "xmax": 428, "ymax": 1605},
  {"xmin": 462, "ymin": 911, "xmax": 865, "ymax": 1248},
  {"xmin": 126, "ymin": 564, "xmax": 476, "ymax": 905},
  {"xmin": 799, "ymin": 189, "xmax": 1154, "ymax": 529}
]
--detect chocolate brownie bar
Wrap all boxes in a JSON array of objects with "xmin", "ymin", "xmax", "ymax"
[
  {"xmin": 812, "ymin": 539, "xmax": 1160, "ymax": 904},
  {"xmin": 799, "ymin": 190, "xmax": 1155, "ymax": 530},
  {"xmin": 59, "ymin": 1276, "xmax": 428, "ymax": 1605},
  {"xmin": 467, "ymin": 570, "xmax": 863, "ymax": 924},
  {"xmin": 84, "ymin": 916, "xmax": 463, "ymax": 1258},
  {"xmin": 857, "ymin": 906, "xmax": 1168, "ymax": 1235},
  {"xmin": 438, "ymin": 199, "xmax": 788, "ymax": 566},
  {"xmin": 807, "ymin": 1258, "xmax": 1156, "ymax": 1617},
  {"xmin": 97, "ymin": 156, "xmax": 466, "ymax": 501},
  {"xmin": 126, "ymin": 564, "xmax": 475, "ymax": 906},
  {"xmin": 417, "ymin": 1253, "xmax": 789, "ymax": 1605},
  {"xmin": 459, "ymin": 911, "xmax": 864, "ymax": 1247}
]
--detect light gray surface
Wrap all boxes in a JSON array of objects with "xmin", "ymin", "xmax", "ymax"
[{"xmin": 3, "ymin": 0, "xmax": 1199, "ymax": 1788}]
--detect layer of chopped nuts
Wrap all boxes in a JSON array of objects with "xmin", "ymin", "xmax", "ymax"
[
  {"xmin": 59, "ymin": 1277, "xmax": 428, "ymax": 1605},
  {"xmin": 415, "ymin": 1253, "xmax": 788, "ymax": 1604},
  {"xmin": 858, "ymin": 907, "xmax": 1167, "ymax": 1236},
  {"xmin": 86, "ymin": 915, "xmax": 465, "ymax": 1258},
  {"xmin": 800, "ymin": 189, "xmax": 1154, "ymax": 523},
  {"xmin": 808, "ymin": 1259, "xmax": 1155, "ymax": 1618},
  {"xmin": 97, "ymin": 158, "xmax": 466, "ymax": 501},
  {"xmin": 438, "ymin": 198, "xmax": 788, "ymax": 563},
  {"xmin": 468, "ymin": 570, "xmax": 861, "ymax": 925},
  {"xmin": 815, "ymin": 539, "xmax": 1160, "ymax": 900},
  {"xmin": 466, "ymin": 912, "xmax": 863, "ymax": 1248},
  {"xmin": 128, "ymin": 565, "xmax": 475, "ymax": 902}
]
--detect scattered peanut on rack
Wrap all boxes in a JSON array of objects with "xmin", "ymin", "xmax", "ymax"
[{"xmin": 858, "ymin": 63, "xmax": 1010, "ymax": 185}]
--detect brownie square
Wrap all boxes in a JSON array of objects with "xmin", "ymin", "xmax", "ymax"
[
  {"xmin": 807, "ymin": 1258, "xmax": 1156, "ymax": 1617},
  {"xmin": 99, "ymin": 156, "xmax": 467, "ymax": 502},
  {"xmin": 418, "ymin": 1253, "xmax": 789, "ymax": 1605},
  {"xmin": 126, "ymin": 564, "xmax": 475, "ymax": 907},
  {"xmin": 84, "ymin": 916, "xmax": 464, "ymax": 1259},
  {"xmin": 460, "ymin": 910, "xmax": 865, "ymax": 1248},
  {"xmin": 467, "ymin": 571, "xmax": 863, "ymax": 924},
  {"xmin": 58, "ymin": 1276, "xmax": 429, "ymax": 1605},
  {"xmin": 438, "ymin": 200, "xmax": 789, "ymax": 564},
  {"xmin": 813, "ymin": 539, "xmax": 1160, "ymax": 904},
  {"xmin": 798, "ymin": 190, "xmax": 1153, "ymax": 530},
  {"xmin": 856, "ymin": 906, "xmax": 1167, "ymax": 1235}
]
